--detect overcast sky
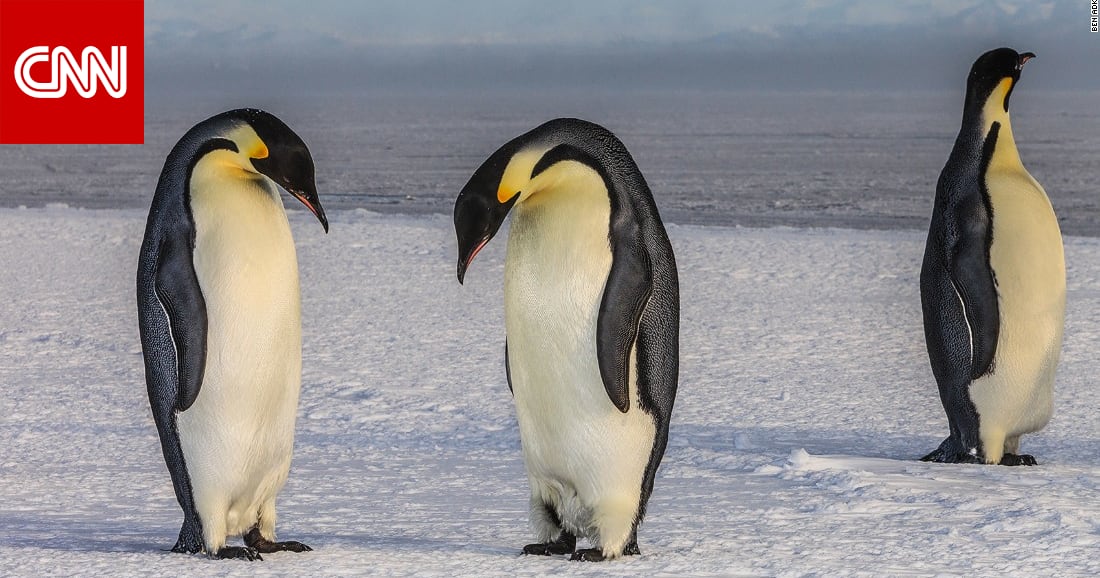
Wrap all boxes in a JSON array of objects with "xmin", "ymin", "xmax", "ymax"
[{"xmin": 144, "ymin": 1, "xmax": 1098, "ymax": 92}]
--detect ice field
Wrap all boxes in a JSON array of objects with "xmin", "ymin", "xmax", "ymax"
[{"xmin": 3, "ymin": 207, "xmax": 1100, "ymax": 576}]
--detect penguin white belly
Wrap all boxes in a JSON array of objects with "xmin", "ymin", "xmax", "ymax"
[
  {"xmin": 504, "ymin": 188, "xmax": 656, "ymax": 550},
  {"xmin": 969, "ymin": 168, "xmax": 1065, "ymax": 459},
  {"xmin": 178, "ymin": 161, "xmax": 303, "ymax": 547}
]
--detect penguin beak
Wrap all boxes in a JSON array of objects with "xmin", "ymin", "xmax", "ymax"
[
  {"xmin": 1018, "ymin": 52, "xmax": 1036, "ymax": 69},
  {"xmin": 457, "ymin": 236, "xmax": 490, "ymax": 285},
  {"xmin": 289, "ymin": 187, "xmax": 329, "ymax": 233},
  {"xmin": 454, "ymin": 194, "xmax": 517, "ymax": 285}
]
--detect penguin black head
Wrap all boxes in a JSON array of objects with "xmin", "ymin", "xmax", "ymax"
[
  {"xmin": 221, "ymin": 108, "xmax": 328, "ymax": 233},
  {"xmin": 454, "ymin": 118, "xmax": 616, "ymax": 284},
  {"xmin": 454, "ymin": 143, "xmax": 520, "ymax": 284},
  {"xmin": 966, "ymin": 48, "xmax": 1035, "ymax": 114}
]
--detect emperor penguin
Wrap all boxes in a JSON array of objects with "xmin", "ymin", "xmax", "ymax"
[
  {"xmin": 137, "ymin": 109, "xmax": 328, "ymax": 559},
  {"xmin": 454, "ymin": 118, "xmax": 679, "ymax": 561},
  {"xmin": 920, "ymin": 48, "xmax": 1065, "ymax": 466}
]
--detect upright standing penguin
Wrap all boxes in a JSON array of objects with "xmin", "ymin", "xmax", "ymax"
[
  {"xmin": 454, "ymin": 118, "xmax": 679, "ymax": 561},
  {"xmin": 920, "ymin": 48, "xmax": 1065, "ymax": 466},
  {"xmin": 137, "ymin": 109, "xmax": 328, "ymax": 559}
]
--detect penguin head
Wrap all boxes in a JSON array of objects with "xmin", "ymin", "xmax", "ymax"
[
  {"xmin": 454, "ymin": 144, "xmax": 521, "ymax": 284},
  {"xmin": 454, "ymin": 119, "xmax": 613, "ymax": 283},
  {"xmin": 224, "ymin": 109, "xmax": 329, "ymax": 233},
  {"xmin": 966, "ymin": 48, "xmax": 1035, "ymax": 114}
]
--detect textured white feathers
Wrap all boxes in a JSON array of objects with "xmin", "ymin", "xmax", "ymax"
[
  {"xmin": 178, "ymin": 147, "xmax": 303, "ymax": 552},
  {"xmin": 968, "ymin": 85, "xmax": 1066, "ymax": 464},
  {"xmin": 504, "ymin": 160, "xmax": 656, "ymax": 558}
]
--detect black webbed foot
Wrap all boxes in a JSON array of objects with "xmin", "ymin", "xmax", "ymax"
[
  {"xmin": 570, "ymin": 548, "xmax": 607, "ymax": 562},
  {"xmin": 244, "ymin": 527, "xmax": 312, "ymax": 553},
  {"xmin": 921, "ymin": 438, "xmax": 983, "ymax": 463},
  {"xmin": 170, "ymin": 518, "xmax": 204, "ymax": 554},
  {"xmin": 999, "ymin": 453, "xmax": 1038, "ymax": 466},
  {"xmin": 921, "ymin": 451, "xmax": 983, "ymax": 463},
  {"xmin": 522, "ymin": 531, "xmax": 576, "ymax": 556},
  {"xmin": 170, "ymin": 540, "xmax": 203, "ymax": 555},
  {"xmin": 622, "ymin": 541, "xmax": 640, "ymax": 556},
  {"xmin": 214, "ymin": 546, "xmax": 262, "ymax": 561},
  {"xmin": 920, "ymin": 448, "xmax": 983, "ymax": 463}
]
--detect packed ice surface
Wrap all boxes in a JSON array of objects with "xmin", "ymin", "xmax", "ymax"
[{"xmin": 2, "ymin": 207, "xmax": 1100, "ymax": 576}]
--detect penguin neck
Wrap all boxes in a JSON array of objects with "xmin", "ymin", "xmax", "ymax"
[
  {"xmin": 193, "ymin": 150, "xmax": 270, "ymax": 189},
  {"xmin": 509, "ymin": 163, "xmax": 612, "ymax": 264},
  {"xmin": 954, "ymin": 78, "xmax": 1022, "ymax": 171},
  {"xmin": 505, "ymin": 163, "xmax": 613, "ymax": 332},
  {"xmin": 517, "ymin": 159, "xmax": 609, "ymax": 208},
  {"xmin": 190, "ymin": 149, "xmax": 282, "ymax": 216},
  {"xmin": 978, "ymin": 81, "xmax": 1023, "ymax": 172}
]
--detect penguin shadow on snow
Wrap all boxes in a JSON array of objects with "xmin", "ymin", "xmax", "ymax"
[
  {"xmin": 669, "ymin": 423, "xmax": 929, "ymax": 464},
  {"xmin": 0, "ymin": 515, "xmax": 175, "ymax": 555},
  {"xmin": 0, "ymin": 514, "xmax": 484, "ymax": 560},
  {"xmin": 307, "ymin": 533, "xmax": 515, "ymax": 558}
]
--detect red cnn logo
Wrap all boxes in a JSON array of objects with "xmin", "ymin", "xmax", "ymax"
[{"xmin": 0, "ymin": 0, "xmax": 143, "ymax": 144}]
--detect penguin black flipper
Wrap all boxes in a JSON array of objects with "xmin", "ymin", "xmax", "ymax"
[
  {"xmin": 504, "ymin": 342, "xmax": 513, "ymax": 394},
  {"xmin": 948, "ymin": 231, "xmax": 1000, "ymax": 380},
  {"xmin": 947, "ymin": 125, "xmax": 1003, "ymax": 380},
  {"xmin": 596, "ymin": 217, "xmax": 653, "ymax": 414},
  {"xmin": 153, "ymin": 228, "xmax": 209, "ymax": 411},
  {"xmin": 140, "ymin": 136, "xmax": 228, "ymax": 414}
]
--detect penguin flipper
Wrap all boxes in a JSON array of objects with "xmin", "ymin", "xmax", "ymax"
[
  {"xmin": 153, "ymin": 231, "xmax": 208, "ymax": 412},
  {"xmin": 504, "ymin": 341, "xmax": 513, "ymax": 395},
  {"xmin": 947, "ymin": 234, "xmax": 999, "ymax": 379},
  {"xmin": 939, "ymin": 124, "xmax": 1002, "ymax": 380},
  {"xmin": 596, "ymin": 236, "xmax": 652, "ymax": 413}
]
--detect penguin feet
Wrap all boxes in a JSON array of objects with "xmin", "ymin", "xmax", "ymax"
[
  {"xmin": 170, "ymin": 538, "xmax": 203, "ymax": 555},
  {"xmin": 522, "ymin": 531, "xmax": 576, "ymax": 556},
  {"xmin": 568, "ymin": 541, "xmax": 639, "ymax": 561},
  {"xmin": 244, "ymin": 527, "xmax": 313, "ymax": 553},
  {"xmin": 920, "ymin": 438, "xmax": 982, "ymax": 464},
  {"xmin": 999, "ymin": 453, "xmax": 1038, "ymax": 466},
  {"xmin": 570, "ymin": 548, "xmax": 607, "ymax": 562},
  {"xmin": 170, "ymin": 519, "xmax": 204, "ymax": 554},
  {"xmin": 214, "ymin": 546, "xmax": 263, "ymax": 561}
]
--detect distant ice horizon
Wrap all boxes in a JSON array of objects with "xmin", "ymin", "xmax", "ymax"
[
  {"xmin": 145, "ymin": 0, "xmax": 1098, "ymax": 92},
  {"xmin": 3, "ymin": 88, "xmax": 1097, "ymax": 234}
]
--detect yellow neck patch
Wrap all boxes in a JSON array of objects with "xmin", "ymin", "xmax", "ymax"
[
  {"xmin": 520, "ymin": 159, "xmax": 605, "ymax": 208},
  {"xmin": 226, "ymin": 123, "xmax": 269, "ymax": 162},
  {"xmin": 250, "ymin": 140, "xmax": 269, "ymax": 159},
  {"xmin": 981, "ymin": 77, "xmax": 1014, "ymax": 133},
  {"xmin": 497, "ymin": 148, "xmax": 548, "ymax": 204},
  {"xmin": 981, "ymin": 77, "xmax": 1024, "ymax": 171}
]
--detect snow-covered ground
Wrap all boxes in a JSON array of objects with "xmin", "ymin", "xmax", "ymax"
[{"xmin": 2, "ymin": 207, "xmax": 1100, "ymax": 576}]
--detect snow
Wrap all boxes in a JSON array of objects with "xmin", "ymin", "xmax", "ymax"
[{"xmin": 2, "ymin": 206, "xmax": 1100, "ymax": 576}]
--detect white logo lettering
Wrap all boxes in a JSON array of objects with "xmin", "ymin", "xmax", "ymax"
[{"xmin": 14, "ymin": 45, "xmax": 127, "ymax": 99}]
